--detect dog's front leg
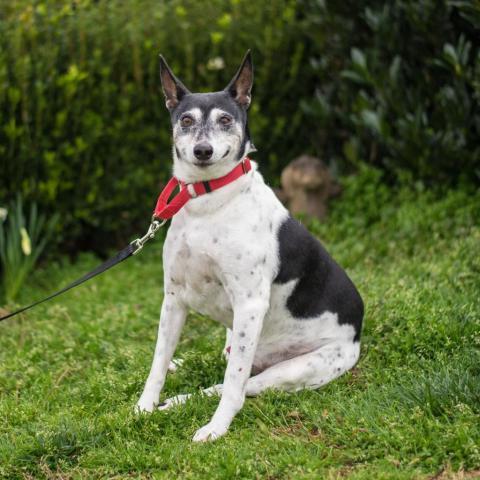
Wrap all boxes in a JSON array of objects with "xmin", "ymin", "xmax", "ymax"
[
  {"xmin": 193, "ymin": 294, "xmax": 269, "ymax": 442},
  {"xmin": 222, "ymin": 328, "xmax": 232, "ymax": 360},
  {"xmin": 136, "ymin": 295, "xmax": 186, "ymax": 413}
]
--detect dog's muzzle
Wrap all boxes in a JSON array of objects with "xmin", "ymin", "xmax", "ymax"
[{"xmin": 193, "ymin": 142, "xmax": 213, "ymax": 162}]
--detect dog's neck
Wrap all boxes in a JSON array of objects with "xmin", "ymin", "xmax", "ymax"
[{"xmin": 178, "ymin": 160, "xmax": 257, "ymax": 218}]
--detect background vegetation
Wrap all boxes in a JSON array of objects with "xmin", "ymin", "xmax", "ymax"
[{"xmin": 1, "ymin": 0, "xmax": 479, "ymax": 252}]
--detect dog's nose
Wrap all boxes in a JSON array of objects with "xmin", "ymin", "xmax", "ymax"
[{"xmin": 193, "ymin": 142, "xmax": 213, "ymax": 161}]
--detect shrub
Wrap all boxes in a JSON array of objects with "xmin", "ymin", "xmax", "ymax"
[
  {"xmin": 0, "ymin": 195, "xmax": 58, "ymax": 304},
  {"xmin": 302, "ymin": 0, "xmax": 480, "ymax": 184},
  {"xmin": 0, "ymin": 0, "xmax": 312, "ymax": 251},
  {"xmin": 1, "ymin": 1, "xmax": 478, "ymax": 251}
]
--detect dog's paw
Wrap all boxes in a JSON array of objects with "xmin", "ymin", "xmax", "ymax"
[
  {"xmin": 157, "ymin": 393, "xmax": 191, "ymax": 411},
  {"xmin": 192, "ymin": 421, "xmax": 228, "ymax": 442},
  {"xmin": 135, "ymin": 394, "xmax": 158, "ymax": 413},
  {"xmin": 168, "ymin": 358, "xmax": 184, "ymax": 373}
]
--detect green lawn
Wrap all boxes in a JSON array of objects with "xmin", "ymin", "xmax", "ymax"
[{"xmin": 1, "ymin": 174, "xmax": 479, "ymax": 479}]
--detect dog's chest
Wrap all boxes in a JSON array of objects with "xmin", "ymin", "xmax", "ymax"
[
  {"xmin": 164, "ymin": 219, "xmax": 238, "ymax": 325},
  {"xmin": 162, "ymin": 173, "xmax": 286, "ymax": 326}
]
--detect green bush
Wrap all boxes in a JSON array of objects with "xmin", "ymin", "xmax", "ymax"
[
  {"xmin": 0, "ymin": 0, "xmax": 311, "ymax": 251},
  {"xmin": 302, "ymin": 0, "xmax": 480, "ymax": 185},
  {"xmin": 1, "ymin": 1, "xmax": 478, "ymax": 251}
]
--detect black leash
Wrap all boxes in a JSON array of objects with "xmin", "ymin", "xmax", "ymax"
[
  {"xmin": 0, "ymin": 158, "xmax": 253, "ymax": 323},
  {"xmin": 0, "ymin": 220, "xmax": 164, "ymax": 323},
  {"xmin": 0, "ymin": 158, "xmax": 252, "ymax": 323}
]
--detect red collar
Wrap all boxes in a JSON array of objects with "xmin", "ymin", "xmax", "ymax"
[{"xmin": 153, "ymin": 157, "xmax": 252, "ymax": 220}]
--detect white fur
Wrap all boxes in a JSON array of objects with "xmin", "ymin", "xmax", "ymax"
[
  {"xmin": 136, "ymin": 162, "xmax": 360, "ymax": 442},
  {"xmin": 172, "ymin": 108, "xmax": 251, "ymax": 183}
]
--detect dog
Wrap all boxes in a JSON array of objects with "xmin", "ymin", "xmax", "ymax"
[{"xmin": 136, "ymin": 51, "xmax": 364, "ymax": 442}]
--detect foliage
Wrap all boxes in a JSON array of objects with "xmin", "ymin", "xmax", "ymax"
[
  {"xmin": 303, "ymin": 0, "xmax": 480, "ymax": 184},
  {"xmin": 0, "ymin": 0, "xmax": 479, "ymax": 251},
  {"xmin": 0, "ymin": 195, "xmax": 58, "ymax": 303},
  {"xmin": 0, "ymin": 0, "xmax": 309, "ymax": 252},
  {"xmin": 0, "ymin": 176, "xmax": 479, "ymax": 478}
]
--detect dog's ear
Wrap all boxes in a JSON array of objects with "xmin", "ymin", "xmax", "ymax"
[
  {"xmin": 159, "ymin": 55, "xmax": 190, "ymax": 110},
  {"xmin": 225, "ymin": 50, "xmax": 253, "ymax": 108}
]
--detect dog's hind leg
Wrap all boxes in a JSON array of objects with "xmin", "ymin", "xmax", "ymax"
[
  {"xmin": 158, "ymin": 385, "xmax": 223, "ymax": 411},
  {"xmin": 159, "ymin": 341, "xmax": 359, "ymax": 410},
  {"xmin": 168, "ymin": 358, "xmax": 184, "ymax": 373},
  {"xmin": 245, "ymin": 340, "xmax": 360, "ymax": 395}
]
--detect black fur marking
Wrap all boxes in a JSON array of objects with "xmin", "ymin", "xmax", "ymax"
[
  {"xmin": 274, "ymin": 216, "xmax": 363, "ymax": 342},
  {"xmin": 237, "ymin": 129, "xmax": 248, "ymax": 161},
  {"xmin": 170, "ymin": 92, "xmax": 246, "ymax": 126},
  {"xmin": 169, "ymin": 91, "xmax": 251, "ymax": 157}
]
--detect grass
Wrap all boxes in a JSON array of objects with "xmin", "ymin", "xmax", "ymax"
[{"xmin": 1, "ymin": 172, "xmax": 479, "ymax": 479}]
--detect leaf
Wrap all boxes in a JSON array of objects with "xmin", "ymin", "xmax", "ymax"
[
  {"xmin": 389, "ymin": 56, "xmax": 402, "ymax": 83},
  {"xmin": 20, "ymin": 228, "xmax": 31, "ymax": 256},
  {"xmin": 360, "ymin": 109, "xmax": 383, "ymax": 136},
  {"xmin": 341, "ymin": 70, "xmax": 368, "ymax": 85},
  {"xmin": 351, "ymin": 48, "xmax": 367, "ymax": 70}
]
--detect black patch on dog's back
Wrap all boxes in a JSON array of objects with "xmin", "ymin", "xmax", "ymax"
[{"xmin": 274, "ymin": 216, "xmax": 363, "ymax": 341}]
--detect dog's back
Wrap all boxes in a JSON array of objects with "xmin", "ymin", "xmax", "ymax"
[{"xmin": 274, "ymin": 215, "xmax": 363, "ymax": 341}]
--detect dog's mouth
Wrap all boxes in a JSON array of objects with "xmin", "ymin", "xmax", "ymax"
[
  {"xmin": 193, "ymin": 160, "xmax": 214, "ymax": 168},
  {"xmin": 193, "ymin": 149, "xmax": 230, "ymax": 168}
]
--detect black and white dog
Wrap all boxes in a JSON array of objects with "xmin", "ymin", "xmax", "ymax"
[{"xmin": 136, "ymin": 52, "xmax": 363, "ymax": 442}]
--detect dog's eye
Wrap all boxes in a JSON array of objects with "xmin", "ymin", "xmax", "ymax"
[
  {"xmin": 180, "ymin": 116, "xmax": 194, "ymax": 128},
  {"xmin": 219, "ymin": 115, "xmax": 232, "ymax": 126}
]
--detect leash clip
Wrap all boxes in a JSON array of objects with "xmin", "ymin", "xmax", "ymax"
[{"xmin": 131, "ymin": 218, "xmax": 166, "ymax": 255}]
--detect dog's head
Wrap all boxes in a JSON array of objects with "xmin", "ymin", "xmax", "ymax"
[{"xmin": 159, "ymin": 51, "xmax": 255, "ymax": 182}]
